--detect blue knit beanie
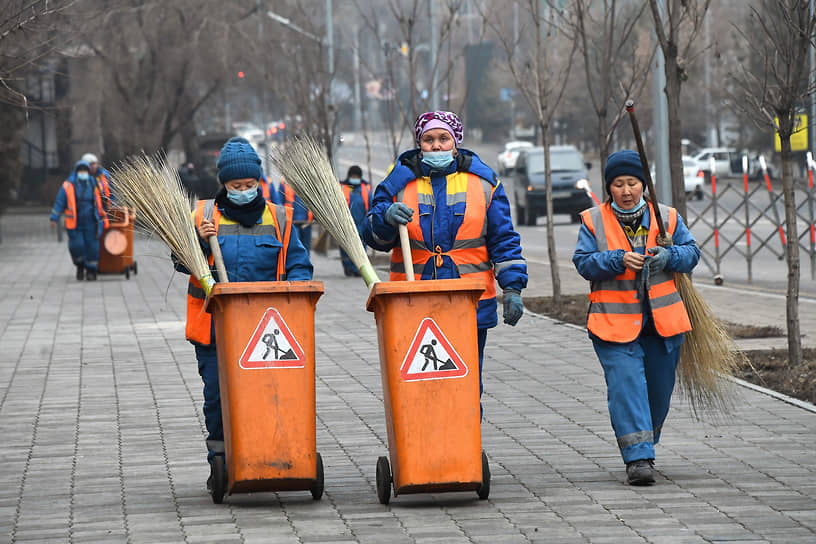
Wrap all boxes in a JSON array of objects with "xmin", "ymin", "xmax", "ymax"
[
  {"xmin": 216, "ymin": 137, "xmax": 262, "ymax": 183},
  {"xmin": 604, "ymin": 149, "xmax": 644, "ymax": 194}
]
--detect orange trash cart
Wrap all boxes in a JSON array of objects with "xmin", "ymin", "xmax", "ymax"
[
  {"xmin": 366, "ymin": 278, "xmax": 489, "ymax": 504},
  {"xmin": 206, "ymin": 281, "xmax": 324, "ymax": 503},
  {"xmin": 98, "ymin": 206, "xmax": 138, "ymax": 278}
]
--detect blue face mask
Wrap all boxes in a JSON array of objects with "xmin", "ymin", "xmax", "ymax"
[
  {"xmin": 611, "ymin": 196, "xmax": 646, "ymax": 213},
  {"xmin": 226, "ymin": 187, "xmax": 258, "ymax": 206},
  {"xmin": 77, "ymin": 172, "xmax": 90, "ymax": 181},
  {"xmin": 348, "ymin": 177, "xmax": 361, "ymax": 186},
  {"xmin": 421, "ymin": 150, "xmax": 455, "ymax": 171}
]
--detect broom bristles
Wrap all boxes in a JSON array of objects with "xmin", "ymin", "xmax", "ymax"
[
  {"xmin": 676, "ymin": 272, "xmax": 743, "ymax": 418},
  {"xmin": 110, "ymin": 154, "xmax": 215, "ymax": 294},
  {"xmin": 268, "ymin": 137, "xmax": 380, "ymax": 287}
]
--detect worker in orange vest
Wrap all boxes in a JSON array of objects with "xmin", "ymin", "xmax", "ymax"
[
  {"xmin": 339, "ymin": 165, "xmax": 371, "ymax": 276},
  {"xmin": 81, "ymin": 153, "xmax": 114, "ymax": 208},
  {"xmin": 572, "ymin": 149, "xmax": 700, "ymax": 486},
  {"xmin": 49, "ymin": 160, "xmax": 109, "ymax": 280}
]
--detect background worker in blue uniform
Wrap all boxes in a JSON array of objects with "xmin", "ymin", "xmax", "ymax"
[
  {"xmin": 174, "ymin": 136, "xmax": 313, "ymax": 492},
  {"xmin": 81, "ymin": 153, "xmax": 114, "ymax": 207},
  {"xmin": 572, "ymin": 150, "xmax": 700, "ymax": 486},
  {"xmin": 50, "ymin": 160, "xmax": 109, "ymax": 281},
  {"xmin": 361, "ymin": 110, "xmax": 527, "ymax": 404},
  {"xmin": 278, "ymin": 176, "xmax": 313, "ymax": 254},
  {"xmin": 339, "ymin": 165, "xmax": 372, "ymax": 276}
]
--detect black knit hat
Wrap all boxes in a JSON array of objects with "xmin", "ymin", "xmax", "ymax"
[{"xmin": 604, "ymin": 150, "xmax": 644, "ymax": 194}]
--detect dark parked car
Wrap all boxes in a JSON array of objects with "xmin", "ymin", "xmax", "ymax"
[{"xmin": 512, "ymin": 145, "xmax": 594, "ymax": 225}]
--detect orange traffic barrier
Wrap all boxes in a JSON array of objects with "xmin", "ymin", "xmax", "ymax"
[
  {"xmin": 98, "ymin": 206, "xmax": 137, "ymax": 278},
  {"xmin": 206, "ymin": 281, "xmax": 324, "ymax": 503},
  {"xmin": 366, "ymin": 278, "xmax": 489, "ymax": 504}
]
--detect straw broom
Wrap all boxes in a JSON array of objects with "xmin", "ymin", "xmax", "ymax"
[
  {"xmin": 109, "ymin": 153, "xmax": 217, "ymax": 295},
  {"xmin": 268, "ymin": 137, "xmax": 380, "ymax": 288},
  {"xmin": 625, "ymin": 101, "xmax": 741, "ymax": 417}
]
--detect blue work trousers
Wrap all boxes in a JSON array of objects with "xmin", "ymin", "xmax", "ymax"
[
  {"xmin": 593, "ymin": 334, "xmax": 681, "ymax": 463},
  {"xmin": 194, "ymin": 344, "xmax": 224, "ymax": 462},
  {"xmin": 66, "ymin": 226, "xmax": 100, "ymax": 271}
]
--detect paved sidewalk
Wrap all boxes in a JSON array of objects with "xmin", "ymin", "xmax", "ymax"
[{"xmin": 1, "ymin": 218, "xmax": 815, "ymax": 543}]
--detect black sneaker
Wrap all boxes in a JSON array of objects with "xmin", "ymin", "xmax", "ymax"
[
  {"xmin": 86, "ymin": 269, "xmax": 97, "ymax": 281},
  {"xmin": 626, "ymin": 459, "xmax": 655, "ymax": 486},
  {"xmin": 76, "ymin": 265, "xmax": 85, "ymax": 281}
]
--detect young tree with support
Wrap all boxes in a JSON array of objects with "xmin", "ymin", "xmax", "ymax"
[{"xmin": 729, "ymin": 0, "xmax": 816, "ymax": 368}]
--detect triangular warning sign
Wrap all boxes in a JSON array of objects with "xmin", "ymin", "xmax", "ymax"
[
  {"xmin": 238, "ymin": 308, "xmax": 305, "ymax": 369},
  {"xmin": 400, "ymin": 318, "xmax": 468, "ymax": 381}
]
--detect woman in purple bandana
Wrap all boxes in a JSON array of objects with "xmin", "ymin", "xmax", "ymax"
[{"xmin": 361, "ymin": 111, "xmax": 528, "ymax": 410}]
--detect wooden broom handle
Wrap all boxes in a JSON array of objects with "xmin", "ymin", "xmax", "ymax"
[
  {"xmin": 398, "ymin": 224, "xmax": 415, "ymax": 281},
  {"xmin": 208, "ymin": 235, "xmax": 229, "ymax": 283}
]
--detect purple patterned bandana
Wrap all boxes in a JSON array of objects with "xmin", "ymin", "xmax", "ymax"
[{"xmin": 414, "ymin": 111, "xmax": 463, "ymax": 146}]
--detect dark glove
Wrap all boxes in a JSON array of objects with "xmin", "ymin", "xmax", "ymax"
[
  {"xmin": 647, "ymin": 246, "xmax": 670, "ymax": 276},
  {"xmin": 502, "ymin": 289, "xmax": 523, "ymax": 326},
  {"xmin": 385, "ymin": 202, "xmax": 414, "ymax": 226}
]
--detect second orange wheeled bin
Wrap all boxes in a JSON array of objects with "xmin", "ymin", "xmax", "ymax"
[
  {"xmin": 206, "ymin": 281, "xmax": 324, "ymax": 504},
  {"xmin": 98, "ymin": 206, "xmax": 138, "ymax": 278},
  {"xmin": 366, "ymin": 278, "xmax": 489, "ymax": 504}
]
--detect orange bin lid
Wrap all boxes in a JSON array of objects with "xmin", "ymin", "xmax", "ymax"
[
  {"xmin": 366, "ymin": 278, "xmax": 485, "ymax": 312},
  {"xmin": 206, "ymin": 281, "xmax": 324, "ymax": 310}
]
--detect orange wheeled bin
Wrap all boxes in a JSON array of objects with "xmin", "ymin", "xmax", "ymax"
[
  {"xmin": 205, "ymin": 281, "xmax": 324, "ymax": 504},
  {"xmin": 98, "ymin": 206, "xmax": 138, "ymax": 278},
  {"xmin": 366, "ymin": 278, "xmax": 489, "ymax": 504}
]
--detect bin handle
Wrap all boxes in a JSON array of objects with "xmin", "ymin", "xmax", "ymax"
[
  {"xmin": 208, "ymin": 235, "xmax": 230, "ymax": 283},
  {"xmin": 398, "ymin": 224, "xmax": 415, "ymax": 281}
]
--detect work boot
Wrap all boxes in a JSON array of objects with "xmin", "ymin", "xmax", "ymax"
[
  {"xmin": 75, "ymin": 264, "xmax": 85, "ymax": 281},
  {"xmin": 85, "ymin": 269, "xmax": 97, "ymax": 281},
  {"xmin": 626, "ymin": 459, "xmax": 655, "ymax": 486}
]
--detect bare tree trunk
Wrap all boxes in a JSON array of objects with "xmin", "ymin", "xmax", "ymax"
[
  {"xmin": 663, "ymin": 47, "xmax": 687, "ymax": 218},
  {"xmin": 541, "ymin": 120, "xmax": 561, "ymax": 304},
  {"xmin": 780, "ymin": 136, "xmax": 803, "ymax": 366}
]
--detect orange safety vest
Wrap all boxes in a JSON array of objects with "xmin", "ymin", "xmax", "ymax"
[
  {"xmin": 390, "ymin": 172, "xmax": 497, "ymax": 301},
  {"xmin": 96, "ymin": 172, "xmax": 111, "ymax": 203},
  {"xmin": 62, "ymin": 180, "xmax": 109, "ymax": 230},
  {"xmin": 259, "ymin": 179, "xmax": 272, "ymax": 201},
  {"xmin": 342, "ymin": 183, "xmax": 370, "ymax": 212},
  {"xmin": 281, "ymin": 181, "xmax": 314, "ymax": 222},
  {"xmin": 185, "ymin": 199, "xmax": 293, "ymax": 345},
  {"xmin": 580, "ymin": 202, "xmax": 691, "ymax": 343}
]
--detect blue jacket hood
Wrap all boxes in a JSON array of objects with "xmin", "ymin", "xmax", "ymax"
[{"xmin": 74, "ymin": 160, "xmax": 91, "ymax": 174}]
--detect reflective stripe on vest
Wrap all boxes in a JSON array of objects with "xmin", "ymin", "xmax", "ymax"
[
  {"xmin": 389, "ymin": 172, "xmax": 496, "ymax": 301},
  {"xmin": 342, "ymin": 183, "xmax": 370, "ymax": 212},
  {"xmin": 185, "ymin": 199, "xmax": 292, "ymax": 345},
  {"xmin": 62, "ymin": 180, "xmax": 109, "ymax": 230},
  {"xmin": 282, "ymin": 182, "xmax": 313, "ymax": 222},
  {"xmin": 580, "ymin": 202, "xmax": 691, "ymax": 343}
]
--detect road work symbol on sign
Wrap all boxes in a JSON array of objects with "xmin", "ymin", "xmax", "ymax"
[
  {"xmin": 239, "ymin": 308, "xmax": 305, "ymax": 369},
  {"xmin": 400, "ymin": 318, "xmax": 468, "ymax": 381}
]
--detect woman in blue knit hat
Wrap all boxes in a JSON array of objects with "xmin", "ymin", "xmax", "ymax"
[
  {"xmin": 572, "ymin": 149, "xmax": 700, "ymax": 486},
  {"xmin": 173, "ymin": 136, "xmax": 313, "ymax": 496}
]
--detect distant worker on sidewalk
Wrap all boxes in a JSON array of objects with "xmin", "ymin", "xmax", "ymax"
[
  {"xmin": 173, "ymin": 136, "xmax": 313, "ymax": 493},
  {"xmin": 50, "ymin": 159, "xmax": 109, "ymax": 281},
  {"xmin": 82, "ymin": 153, "xmax": 113, "ymax": 208},
  {"xmin": 361, "ymin": 110, "xmax": 527, "ymax": 406},
  {"xmin": 339, "ymin": 165, "xmax": 372, "ymax": 276},
  {"xmin": 572, "ymin": 149, "xmax": 700, "ymax": 486},
  {"xmin": 278, "ymin": 177, "xmax": 314, "ymax": 254}
]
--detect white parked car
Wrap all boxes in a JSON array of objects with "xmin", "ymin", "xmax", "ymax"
[
  {"xmin": 683, "ymin": 156, "xmax": 704, "ymax": 200},
  {"xmin": 497, "ymin": 141, "xmax": 534, "ymax": 175}
]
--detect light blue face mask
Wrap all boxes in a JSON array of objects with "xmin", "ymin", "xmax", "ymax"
[
  {"xmin": 77, "ymin": 172, "xmax": 90, "ymax": 181},
  {"xmin": 611, "ymin": 196, "xmax": 646, "ymax": 213},
  {"xmin": 348, "ymin": 177, "xmax": 361, "ymax": 186},
  {"xmin": 226, "ymin": 187, "xmax": 258, "ymax": 206},
  {"xmin": 421, "ymin": 150, "xmax": 455, "ymax": 171}
]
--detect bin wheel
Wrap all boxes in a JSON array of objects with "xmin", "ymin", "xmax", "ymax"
[
  {"xmin": 124, "ymin": 267, "xmax": 130, "ymax": 280},
  {"xmin": 210, "ymin": 456, "xmax": 227, "ymax": 504},
  {"xmin": 132, "ymin": 262, "xmax": 138, "ymax": 275},
  {"xmin": 477, "ymin": 451, "xmax": 490, "ymax": 500},
  {"xmin": 376, "ymin": 456, "xmax": 392, "ymax": 505},
  {"xmin": 310, "ymin": 452, "xmax": 324, "ymax": 500}
]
